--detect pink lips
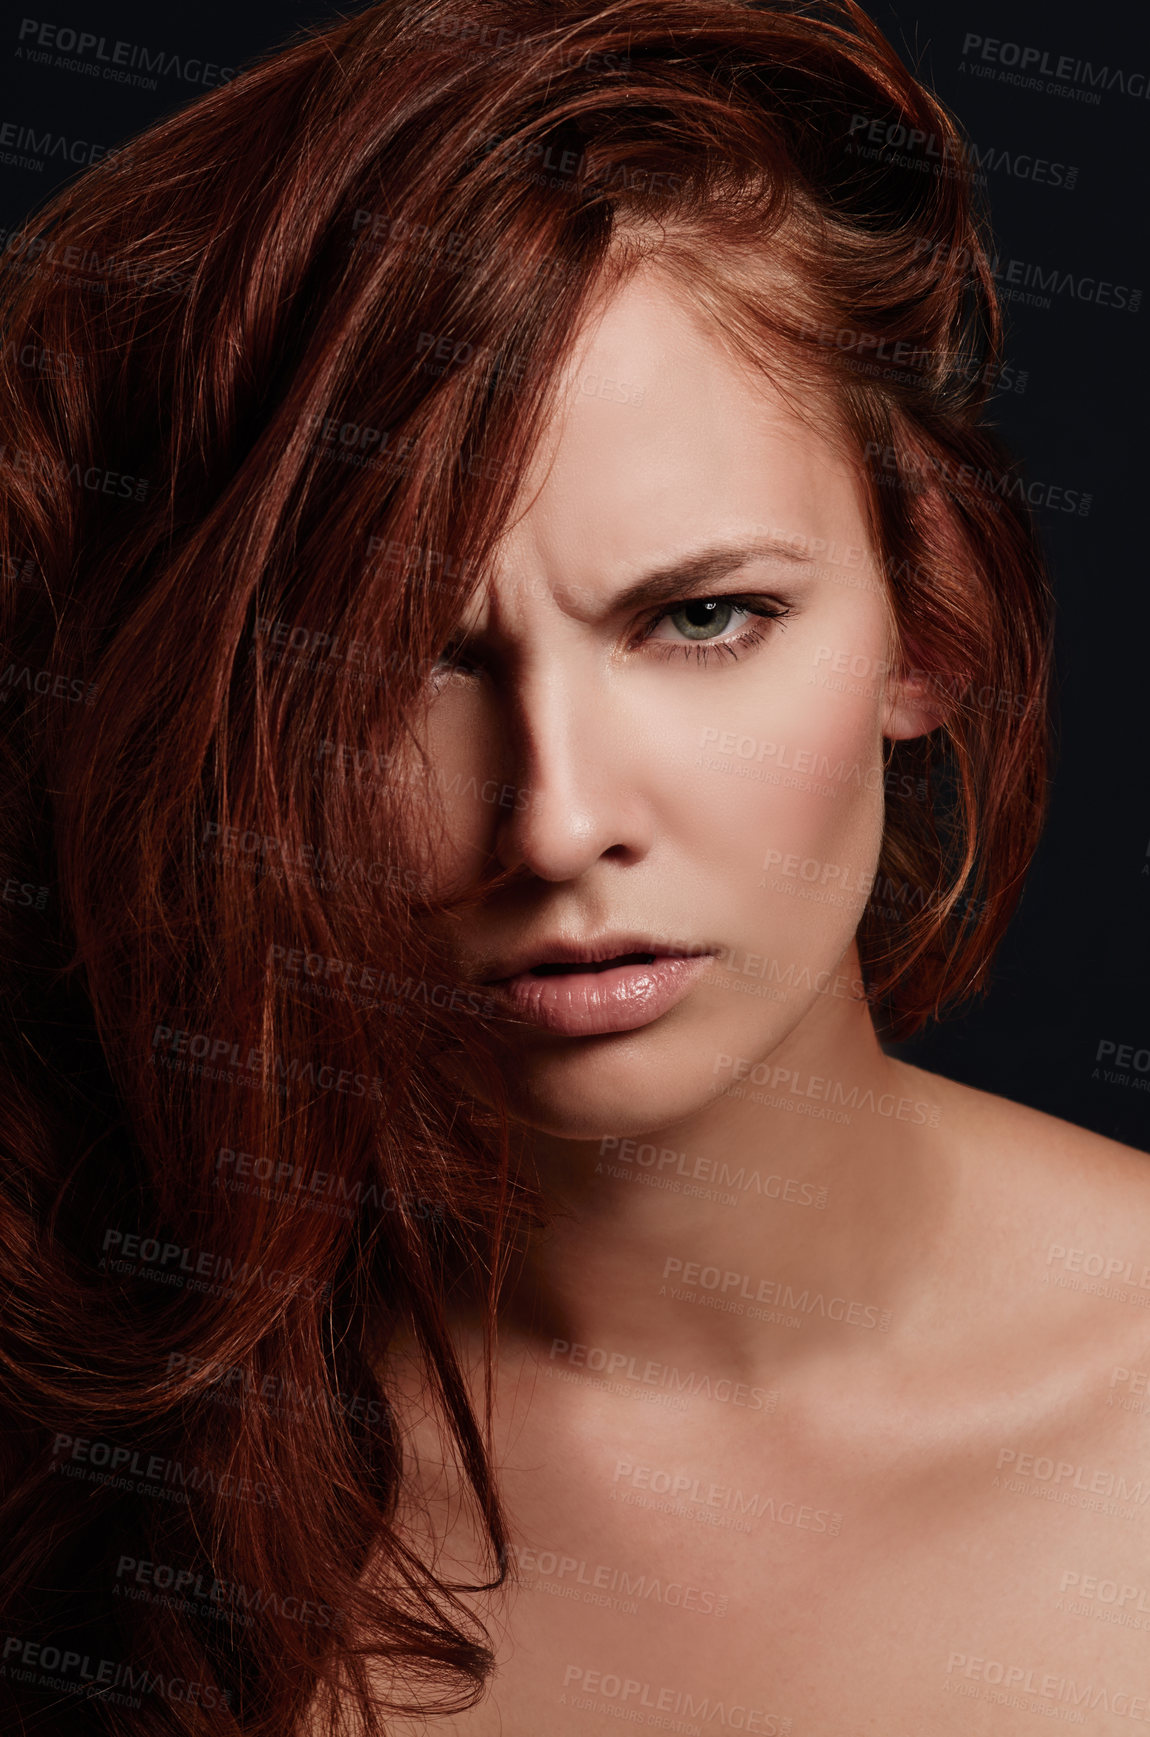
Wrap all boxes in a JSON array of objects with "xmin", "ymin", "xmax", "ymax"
[{"xmin": 485, "ymin": 953, "xmax": 713, "ymax": 1036}]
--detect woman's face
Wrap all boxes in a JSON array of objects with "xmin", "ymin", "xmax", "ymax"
[{"xmin": 411, "ymin": 263, "xmax": 932, "ymax": 1139}]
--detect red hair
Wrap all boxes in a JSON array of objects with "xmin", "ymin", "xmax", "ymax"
[{"xmin": 0, "ymin": 0, "xmax": 1051, "ymax": 1730}]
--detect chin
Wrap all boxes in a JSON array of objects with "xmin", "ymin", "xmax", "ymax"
[
  {"xmin": 502, "ymin": 1076, "xmax": 717, "ymax": 1143},
  {"xmin": 456, "ymin": 1013, "xmax": 761, "ymax": 1142}
]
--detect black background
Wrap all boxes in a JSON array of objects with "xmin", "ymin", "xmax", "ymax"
[{"xmin": 1, "ymin": 0, "xmax": 1146, "ymax": 1144}]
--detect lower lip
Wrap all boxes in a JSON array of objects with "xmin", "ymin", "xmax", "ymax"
[{"xmin": 485, "ymin": 954, "xmax": 714, "ymax": 1037}]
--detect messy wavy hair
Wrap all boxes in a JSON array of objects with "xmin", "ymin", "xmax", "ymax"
[{"xmin": 0, "ymin": 0, "xmax": 1051, "ymax": 1730}]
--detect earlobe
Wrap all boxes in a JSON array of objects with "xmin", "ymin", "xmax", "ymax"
[{"xmin": 883, "ymin": 670, "xmax": 945, "ymax": 742}]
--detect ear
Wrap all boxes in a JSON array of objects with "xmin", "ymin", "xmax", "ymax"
[{"xmin": 882, "ymin": 667, "xmax": 945, "ymax": 741}]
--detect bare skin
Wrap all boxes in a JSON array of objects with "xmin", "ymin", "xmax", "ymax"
[
  {"xmin": 317, "ymin": 263, "xmax": 1150, "ymax": 1734},
  {"xmin": 379, "ymin": 1084, "xmax": 1150, "ymax": 1737}
]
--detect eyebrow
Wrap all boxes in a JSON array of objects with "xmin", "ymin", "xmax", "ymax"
[
  {"xmin": 606, "ymin": 537, "xmax": 815, "ymax": 619},
  {"xmin": 449, "ymin": 535, "xmax": 817, "ymax": 646}
]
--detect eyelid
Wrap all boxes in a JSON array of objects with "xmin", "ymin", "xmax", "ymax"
[
  {"xmin": 632, "ymin": 590, "xmax": 794, "ymax": 645},
  {"xmin": 432, "ymin": 589, "xmax": 794, "ymax": 677}
]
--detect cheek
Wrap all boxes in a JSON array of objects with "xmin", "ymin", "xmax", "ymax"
[
  {"xmin": 678, "ymin": 666, "xmax": 886, "ymax": 960},
  {"xmin": 407, "ymin": 688, "xmax": 504, "ymax": 886}
]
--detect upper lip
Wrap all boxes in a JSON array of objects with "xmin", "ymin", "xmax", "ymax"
[{"xmin": 479, "ymin": 934, "xmax": 712, "ymax": 985}]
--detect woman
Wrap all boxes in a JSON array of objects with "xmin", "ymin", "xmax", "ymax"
[{"xmin": 1, "ymin": 0, "xmax": 1146, "ymax": 1732}]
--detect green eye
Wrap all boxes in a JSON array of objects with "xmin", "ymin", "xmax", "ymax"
[
  {"xmin": 640, "ymin": 594, "xmax": 792, "ymax": 667},
  {"xmin": 667, "ymin": 604, "xmax": 740, "ymax": 646},
  {"xmin": 666, "ymin": 599, "xmax": 737, "ymax": 640}
]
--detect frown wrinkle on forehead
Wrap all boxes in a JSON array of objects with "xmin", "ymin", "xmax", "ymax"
[
  {"xmin": 451, "ymin": 536, "xmax": 818, "ymax": 648},
  {"xmin": 451, "ymin": 265, "xmax": 873, "ymax": 649}
]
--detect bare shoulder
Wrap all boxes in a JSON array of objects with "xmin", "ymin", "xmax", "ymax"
[
  {"xmin": 892, "ymin": 1058, "xmax": 1150, "ymax": 1353},
  {"xmin": 895, "ymin": 1055, "xmax": 1150, "ymax": 1205},
  {"xmin": 886, "ymin": 1061, "xmax": 1150, "ymax": 1467}
]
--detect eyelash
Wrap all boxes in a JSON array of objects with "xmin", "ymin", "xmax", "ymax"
[
  {"xmin": 634, "ymin": 595, "xmax": 793, "ymax": 666},
  {"xmin": 431, "ymin": 594, "xmax": 792, "ymax": 681}
]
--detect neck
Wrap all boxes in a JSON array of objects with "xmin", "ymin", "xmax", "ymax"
[{"xmin": 494, "ymin": 962, "xmax": 955, "ymax": 1387}]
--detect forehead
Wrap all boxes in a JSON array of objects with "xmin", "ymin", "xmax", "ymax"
[{"xmin": 477, "ymin": 264, "xmax": 868, "ymax": 620}]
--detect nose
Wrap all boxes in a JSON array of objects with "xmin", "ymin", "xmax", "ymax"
[{"xmin": 492, "ymin": 660, "xmax": 655, "ymax": 882}]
